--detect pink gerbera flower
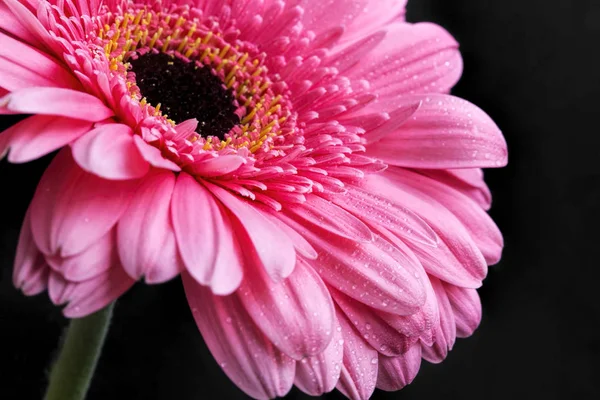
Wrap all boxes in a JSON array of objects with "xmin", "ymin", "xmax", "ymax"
[{"xmin": 2, "ymin": 0, "xmax": 507, "ymax": 398}]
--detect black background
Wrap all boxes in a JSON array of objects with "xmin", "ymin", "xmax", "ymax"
[{"xmin": 1, "ymin": 0, "xmax": 599, "ymax": 398}]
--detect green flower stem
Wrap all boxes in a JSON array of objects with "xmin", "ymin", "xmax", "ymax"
[{"xmin": 44, "ymin": 303, "xmax": 115, "ymax": 400}]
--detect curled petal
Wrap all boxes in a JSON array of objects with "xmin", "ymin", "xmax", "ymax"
[
  {"xmin": 183, "ymin": 276, "xmax": 296, "ymax": 400},
  {"xmin": 377, "ymin": 345, "xmax": 422, "ymax": 391},
  {"xmin": 239, "ymin": 259, "xmax": 335, "ymax": 360}
]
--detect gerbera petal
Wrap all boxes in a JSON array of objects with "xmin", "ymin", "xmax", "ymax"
[
  {"xmin": 332, "ymin": 288, "xmax": 413, "ymax": 357},
  {"xmin": 285, "ymin": 194, "xmax": 374, "ymax": 243},
  {"xmin": 0, "ymin": 87, "xmax": 114, "ymax": 121},
  {"xmin": 0, "ymin": 0, "xmax": 49, "ymax": 49},
  {"xmin": 394, "ymin": 169, "xmax": 503, "ymax": 264},
  {"xmin": 422, "ymin": 168, "xmax": 492, "ymax": 211},
  {"xmin": 293, "ymin": 220, "xmax": 427, "ymax": 315},
  {"xmin": 3, "ymin": 115, "xmax": 92, "ymax": 163},
  {"xmin": 365, "ymin": 94, "xmax": 507, "ymax": 169},
  {"xmin": 0, "ymin": 57, "xmax": 60, "ymax": 91},
  {"xmin": 0, "ymin": 32, "xmax": 80, "ymax": 89},
  {"xmin": 45, "ymin": 229, "xmax": 116, "ymax": 282},
  {"xmin": 71, "ymin": 123, "xmax": 150, "ymax": 180},
  {"xmin": 445, "ymin": 283, "xmax": 482, "ymax": 338},
  {"xmin": 0, "ymin": 1, "xmax": 43, "ymax": 47},
  {"xmin": 118, "ymin": 170, "xmax": 176, "ymax": 281},
  {"xmin": 345, "ymin": 0, "xmax": 407, "ymax": 40},
  {"xmin": 183, "ymin": 276, "xmax": 296, "ymax": 400},
  {"xmin": 365, "ymin": 173, "xmax": 488, "ymax": 288},
  {"xmin": 132, "ymin": 135, "xmax": 181, "ymax": 172},
  {"xmin": 350, "ymin": 23, "xmax": 462, "ymax": 96},
  {"xmin": 62, "ymin": 265, "xmax": 135, "ymax": 318},
  {"xmin": 171, "ymin": 173, "xmax": 243, "ymax": 295},
  {"xmin": 48, "ymin": 271, "xmax": 76, "ymax": 305},
  {"xmin": 204, "ymin": 181, "xmax": 296, "ymax": 282},
  {"xmin": 336, "ymin": 311, "xmax": 379, "ymax": 400},
  {"xmin": 294, "ymin": 316, "xmax": 344, "ymax": 396},
  {"xmin": 30, "ymin": 149, "xmax": 136, "ymax": 257},
  {"xmin": 239, "ymin": 259, "xmax": 335, "ymax": 360},
  {"xmin": 12, "ymin": 209, "xmax": 47, "ymax": 294},
  {"xmin": 376, "ymin": 345, "xmax": 422, "ymax": 391},
  {"xmin": 421, "ymin": 276, "xmax": 456, "ymax": 364}
]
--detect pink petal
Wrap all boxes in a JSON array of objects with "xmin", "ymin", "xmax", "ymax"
[
  {"xmin": 0, "ymin": 1, "xmax": 44, "ymax": 48},
  {"xmin": 350, "ymin": 23, "xmax": 462, "ymax": 97},
  {"xmin": 421, "ymin": 276, "xmax": 456, "ymax": 364},
  {"xmin": 285, "ymin": 194, "xmax": 374, "ymax": 243},
  {"xmin": 345, "ymin": 0, "xmax": 407, "ymax": 42},
  {"xmin": 48, "ymin": 271, "xmax": 75, "ymax": 305},
  {"xmin": 422, "ymin": 168, "xmax": 492, "ymax": 211},
  {"xmin": 1, "ymin": 87, "xmax": 114, "ymax": 121},
  {"xmin": 2, "ymin": 0, "xmax": 52, "ymax": 50},
  {"xmin": 183, "ymin": 275, "xmax": 296, "ymax": 400},
  {"xmin": 336, "ymin": 311, "xmax": 379, "ymax": 400},
  {"xmin": 332, "ymin": 288, "xmax": 413, "ymax": 357},
  {"xmin": 259, "ymin": 207, "xmax": 318, "ymax": 260},
  {"xmin": 133, "ymin": 135, "xmax": 181, "ymax": 171},
  {"xmin": 171, "ymin": 173, "xmax": 243, "ymax": 295},
  {"xmin": 294, "ymin": 316, "xmax": 344, "ymax": 396},
  {"xmin": 366, "ymin": 94, "xmax": 507, "ymax": 169},
  {"xmin": 364, "ymin": 173, "xmax": 488, "ymax": 288},
  {"xmin": 46, "ymin": 229, "xmax": 116, "ymax": 282},
  {"xmin": 4, "ymin": 115, "xmax": 92, "ymax": 163},
  {"xmin": 298, "ymin": 226, "xmax": 427, "ymax": 316},
  {"xmin": 326, "ymin": 184, "xmax": 438, "ymax": 247},
  {"xmin": 238, "ymin": 259, "xmax": 335, "ymax": 360},
  {"xmin": 12, "ymin": 208, "xmax": 47, "ymax": 294},
  {"xmin": 376, "ymin": 345, "xmax": 422, "ymax": 391},
  {"xmin": 71, "ymin": 123, "xmax": 150, "ymax": 180},
  {"xmin": 117, "ymin": 171, "xmax": 178, "ymax": 281},
  {"xmin": 144, "ymin": 223, "xmax": 184, "ymax": 284},
  {"xmin": 30, "ymin": 149, "xmax": 136, "ymax": 257},
  {"xmin": 301, "ymin": 0, "xmax": 369, "ymax": 37},
  {"xmin": 395, "ymin": 169, "xmax": 503, "ymax": 264},
  {"xmin": 444, "ymin": 283, "xmax": 482, "ymax": 338},
  {"xmin": 204, "ymin": 181, "xmax": 296, "ymax": 282},
  {"xmin": 0, "ymin": 57, "xmax": 58, "ymax": 91},
  {"xmin": 0, "ymin": 32, "xmax": 80, "ymax": 89},
  {"xmin": 62, "ymin": 265, "xmax": 135, "ymax": 318},
  {"xmin": 188, "ymin": 155, "xmax": 246, "ymax": 177}
]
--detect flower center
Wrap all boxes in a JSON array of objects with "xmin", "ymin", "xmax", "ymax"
[
  {"xmin": 95, "ymin": 5, "xmax": 295, "ymax": 153},
  {"xmin": 129, "ymin": 52, "xmax": 239, "ymax": 140}
]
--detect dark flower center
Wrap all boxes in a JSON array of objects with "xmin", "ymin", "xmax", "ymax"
[{"xmin": 129, "ymin": 52, "xmax": 240, "ymax": 140}]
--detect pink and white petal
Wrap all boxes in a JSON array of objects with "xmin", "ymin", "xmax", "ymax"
[
  {"xmin": 285, "ymin": 194, "xmax": 373, "ymax": 243},
  {"xmin": 259, "ymin": 207, "xmax": 318, "ymax": 259},
  {"xmin": 30, "ymin": 149, "xmax": 136, "ymax": 257},
  {"xmin": 364, "ymin": 173, "xmax": 488, "ymax": 288},
  {"xmin": 239, "ymin": 259, "xmax": 335, "ymax": 360},
  {"xmin": 394, "ymin": 169, "xmax": 503, "ymax": 264},
  {"xmin": 118, "ymin": 170, "xmax": 176, "ymax": 280},
  {"xmin": 1, "ymin": 87, "xmax": 114, "ymax": 121},
  {"xmin": 183, "ymin": 276, "xmax": 296, "ymax": 400},
  {"xmin": 336, "ymin": 311, "xmax": 379, "ymax": 400},
  {"xmin": 376, "ymin": 345, "xmax": 422, "ymax": 391},
  {"xmin": 421, "ymin": 276, "xmax": 456, "ymax": 364},
  {"xmin": 45, "ymin": 229, "xmax": 116, "ymax": 282},
  {"xmin": 204, "ymin": 181, "xmax": 296, "ymax": 282},
  {"xmin": 294, "ymin": 316, "xmax": 344, "ymax": 396},
  {"xmin": 445, "ymin": 283, "xmax": 482, "ymax": 338},
  {"xmin": 62, "ymin": 265, "xmax": 135, "ymax": 318},
  {"xmin": 350, "ymin": 23, "xmax": 462, "ymax": 96},
  {"xmin": 133, "ymin": 135, "xmax": 181, "ymax": 171},
  {"xmin": 421, "ymin": 168, "xmax": 493, "ymax": 210},
  {"xmin": 71, "ymin": 123, "xmax": 150, "ymax": 180},
  {"xmin": 171, "ymin": 174, "xmax": 243, "ymax": 295},
  {"xmin": 5, "ymin": 115, "xmax": 92, "ymax": 163},
  {"xmin": 332, "ymin": 288, "xmax": 414, "ymax": 357},
  {"xmin": 365, "ymin": 94, "xmax": 507, "ymax": 169},
  {"xmin": 301, "ymin": 0, "xmax": 369, "ymax": 36}
]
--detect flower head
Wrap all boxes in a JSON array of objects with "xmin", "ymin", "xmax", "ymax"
[{"xmin": 3, "ymin": 0, "xmax": 507, "ymax": 398}]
